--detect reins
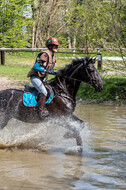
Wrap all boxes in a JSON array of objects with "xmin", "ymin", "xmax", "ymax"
[
  {"xmin": 54, "ymin": 76, "xmax": 74, "ymax": 103},
  {"xmin": 56, "ymin": 63, "xmax": 84, "ymax": 93},
  {"xmin": 62, "ymin": 76, "xmax": 82, "ymax": 82}
]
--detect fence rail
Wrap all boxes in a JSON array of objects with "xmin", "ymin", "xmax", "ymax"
[{"xmin": 0, "ymin": 48, "xmax": 102, "ymax": 69}]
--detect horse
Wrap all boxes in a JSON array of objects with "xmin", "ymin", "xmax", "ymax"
[{"xmin": 0, "ymin": 57, "xmax": 103, "ymax": 150}]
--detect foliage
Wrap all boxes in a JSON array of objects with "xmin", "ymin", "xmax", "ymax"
[
  {"xmin": 77, "ymin": 76, "xmax": 126, "ymax": 102},
  {"xmin": 65, "ymin": 0, "xmax": 126, "ymax": 51},
  {"xmin": 0, "ymin": 0, "xmax": 33, "ymax": 48}
]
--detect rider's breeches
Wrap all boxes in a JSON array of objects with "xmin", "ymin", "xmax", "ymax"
[{"xmin": 30, "ymin": 76, "xmax": 47, "ymax": 96}]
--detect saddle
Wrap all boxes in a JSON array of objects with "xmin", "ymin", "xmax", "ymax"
[{"xmin": 23, "ymin": 83, "xmax": 54, "ymax": 107}]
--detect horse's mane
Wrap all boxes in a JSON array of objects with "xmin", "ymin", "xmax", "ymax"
[
  {"xmin": 50, "ymin": 57, "xmax": 89, "ymax": 85},
  {"xmin": 57, "ymin": 57, "xmax": 87, "ymax": 76}
]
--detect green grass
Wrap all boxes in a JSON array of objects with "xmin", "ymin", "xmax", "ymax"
[
  {"xmin": 0, "ymin": 53, "xmax": 69, "ymax": 84},
  {"xmin": 77, "ymin": 76, "xmax": 126, "ymax": 102},
  {"xmin": 5, "ymin": 52, "xmax": 37, "ymax": 66},
  {"xmin": 0, "ymin": 64, "xmax": 30, "ymax": 81},
  {"xmin": 100, "ymin": 50, "xmax": 126, "ymax": 57}
]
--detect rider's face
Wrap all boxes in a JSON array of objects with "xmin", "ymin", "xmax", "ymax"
[{"xmin": 52, "ymin": 45, "xmax": 58, "ymax": 53}]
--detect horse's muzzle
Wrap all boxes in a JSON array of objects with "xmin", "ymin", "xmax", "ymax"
[{"xmin": 96, "ymin": 83, "xmax": 104, "ymax": 92}]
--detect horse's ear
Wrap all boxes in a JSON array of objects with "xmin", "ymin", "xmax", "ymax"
[
  {"xmin": 92, "ymin": 57, "xmax": 96, "ymax": 64},
  {"xmin": 86, "ymin": 57, "xmax": 93, "ymax": 64},
  {"xmin": 85, "ymin": 56, "xmax": 96, "ymax": 65}
]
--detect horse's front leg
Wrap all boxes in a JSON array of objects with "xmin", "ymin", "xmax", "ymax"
[
  {"xmin": 63, "ymin": 121, "xmax": 83, "ymax": 155},
  {"xmin": 71, "ymin": 114, "xmax": 85, "ymax": 129},
  {"xmin": 64, "ymin": 126, "xmax": 83, "ymax": 146},
  {"xmin": 62, "ymin": 115, "xmax": 83, "ymax": 147}
]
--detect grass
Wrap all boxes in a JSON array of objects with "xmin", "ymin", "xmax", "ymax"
[
  {"xmin": 0, "ymin": 52, "xmax": 126, "ymax": 103},
  {"xmin": 0, "ymin": 64, "xmax": 30, "ymax": 81},
  {"xmin": 77, "ymin": 76, "xmax": 126, "ymax": 103},
  {"xmin": 100, "ymin": 50, "xmax": 126, "ymax": 57},
  {"xmin": 0, "ymin": 52, "xmax": 69, "ymax": 83}
]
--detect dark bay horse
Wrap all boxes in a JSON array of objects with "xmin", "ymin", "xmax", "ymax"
[{"xmin": 0, "ymin": 57, "xmax": 103, "ymax": 148}]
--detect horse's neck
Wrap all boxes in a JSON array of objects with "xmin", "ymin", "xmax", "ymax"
[
  {"xmin": 53, "ymin": 63, "xmax": 83, "ymax": 100},
  {"xmin": 66, "ymin": 80, "xmax": 81, "ymax": 100},
  {"xmin": 63, "ymin": 71, "xmax": 81, "ymax": 100}
]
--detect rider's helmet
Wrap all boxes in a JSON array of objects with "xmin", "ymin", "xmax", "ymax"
[{"xmin": 46, "ymin": 37, "xmax": 60, "ymax": 47}]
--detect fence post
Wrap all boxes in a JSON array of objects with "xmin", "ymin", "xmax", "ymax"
[
  {"xmin": 1, "ymin": 51, "xmax": 5, "ymax": 65},
  {"xmin": 97, "ymin": 49, "xmax": 102, "ymax": 69}
]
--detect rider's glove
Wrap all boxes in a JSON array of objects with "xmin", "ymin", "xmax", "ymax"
[
  {"xmin": 51, "ymin": 70, "xmax": 57, "ymax": 75},
  {"xmin": 45, "ymin": 70, "xmax": 57, "ymax": 75},
  {"xmin": 45, "ymin": 70, "xmax": 52, "ymax": 74}
]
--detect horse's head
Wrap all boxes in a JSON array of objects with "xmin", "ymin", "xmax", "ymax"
[
  {"xmin": 52, "ymin": 57, "xmax": 103, "ymax": 93},
  {"xmin": 80, "ymin": 57, "xmax": 104, "ymax": 92}
]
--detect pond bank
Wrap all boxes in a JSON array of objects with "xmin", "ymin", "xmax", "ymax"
[{"xmin": 77, "ymin": 99, "xmax": 126, "ymax": 106}]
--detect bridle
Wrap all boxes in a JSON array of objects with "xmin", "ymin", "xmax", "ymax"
[{"xmin": 83, "ymin": 59, "xmax": 100, "ymax": 86}]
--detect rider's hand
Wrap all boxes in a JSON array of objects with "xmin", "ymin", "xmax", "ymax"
[
  {"xmin": 45, "ymin": 70, "xmax": 57, "ymax": 75},
  {"xmin": 45, "ymin": 70, "xmax": 52, "ymax": 74},
  {"xmin": 51, "ymin": 70, "xmax": 57, "ymax": 75}
]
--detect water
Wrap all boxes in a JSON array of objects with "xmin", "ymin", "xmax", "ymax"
[{"xmin": 0, "ymin": 104, "xmax": 126, "ymax": 190}]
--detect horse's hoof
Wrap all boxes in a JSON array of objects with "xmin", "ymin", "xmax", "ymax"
[{"xmin": 64, "ymin": 146, "xmax": 83, "ymax": 155}]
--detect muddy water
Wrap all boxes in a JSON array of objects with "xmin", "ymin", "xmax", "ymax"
[{"xmin": 0, "ymin": 104, "xmax": 126, "ymax": 190}]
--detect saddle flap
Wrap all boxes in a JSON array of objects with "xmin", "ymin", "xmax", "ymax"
[{"xmin": 23, "ymin": 84, "xmax": 54, "ymax": 107}]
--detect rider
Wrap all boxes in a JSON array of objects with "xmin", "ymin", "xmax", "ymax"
[{"xmin": 27, "ymin": 37, "xmax": 59, "ymax": 119}]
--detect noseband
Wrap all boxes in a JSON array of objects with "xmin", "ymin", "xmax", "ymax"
[{"xmin": 83, "ymin": 59, "xmax": 99, "ymax": 85}]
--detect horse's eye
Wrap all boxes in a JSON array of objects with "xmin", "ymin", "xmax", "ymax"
[{"xmin": 87, "ymin": 66, "xmax": 94, "ymax": 72}]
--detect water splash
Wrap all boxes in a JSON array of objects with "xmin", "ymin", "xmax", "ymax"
[{"xmin": 0, "ymin": 116, "xmax": 86, "ymax": 154}]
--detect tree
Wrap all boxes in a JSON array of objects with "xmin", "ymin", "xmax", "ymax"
[
  {"xmin": 64, "ymin": 0, "xmax": 126, "ymax": 52},
  {"xmin": 32, "ymin": 0, "xmax": 68, "ymax": 48},
  {"xmin": 0, "ymin": 0, "xmax": 33, "ymax": 48}
]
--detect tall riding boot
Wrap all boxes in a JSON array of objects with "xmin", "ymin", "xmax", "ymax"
[{"xmin": 39, "ymin": 94, "xmax": 49, "ymax": 119}]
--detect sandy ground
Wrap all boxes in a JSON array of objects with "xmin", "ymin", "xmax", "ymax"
[{"xmin": 0, "ymin": 77, "xmax": 23, "ymax": 91}]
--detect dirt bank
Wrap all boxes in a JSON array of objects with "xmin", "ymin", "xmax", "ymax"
[{"xmin": 0, "ymin": 77, "xmax": 23, "ymax": 90}]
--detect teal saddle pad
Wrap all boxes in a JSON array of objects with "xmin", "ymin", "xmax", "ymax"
[{"xmin": 23, "ymin": 92, "xmax": 53, "ymax": 107}]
